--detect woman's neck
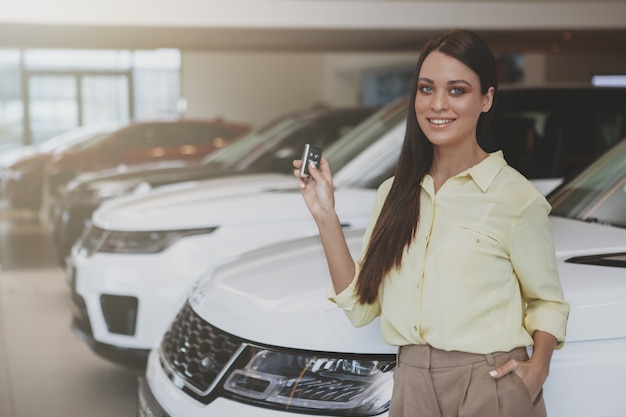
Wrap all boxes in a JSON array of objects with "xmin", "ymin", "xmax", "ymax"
[{"xmin": 429, "ymin": 143, "xmax": 488, "ymax": 192}]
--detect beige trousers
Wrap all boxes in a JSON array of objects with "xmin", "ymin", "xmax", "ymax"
[{"xmin": 389, "ymin": 344, "xmax": 547, "ymax": 417}]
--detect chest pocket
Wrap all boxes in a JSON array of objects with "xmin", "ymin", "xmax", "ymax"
[{"xmin": 457, "ymin": 225, "xmax": 503, "ymax": 259}]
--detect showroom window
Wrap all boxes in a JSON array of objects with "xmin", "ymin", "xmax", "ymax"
[
  {"xmin": 0, "ymin": 50, "xmax": 23, "ymax": 152},
  {"xmin": 0, "ymin": 48, "xmax": 180, "ymax": 149}
]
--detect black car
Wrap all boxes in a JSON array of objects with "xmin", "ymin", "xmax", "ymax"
[
  {"xmin": 50, "ymin": 106, "xmax": 378, "ymax": 263},
  {"xmin": 479, "ymin": 85, "xmax": 626, "ymax": 190}
]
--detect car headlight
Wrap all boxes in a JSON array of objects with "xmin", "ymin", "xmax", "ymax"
[
  {"xmin": 223, "ymin": 348, "xmax": 395, "ymax": 415},
  {"xmin": 159, "ymin": 302, "xmax": 396, "ymax": 416},
  {"xmin": 77, "ymin": 226, "xmax": 218, "ymax": 255}
]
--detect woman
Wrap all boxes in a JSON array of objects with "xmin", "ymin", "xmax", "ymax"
[{"xmin": 293, "ymin": 29, "xmax": 569, "ymax": 417}]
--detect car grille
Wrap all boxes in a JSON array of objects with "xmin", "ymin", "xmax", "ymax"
[{"xmin": 159, "ymin": 302, "xmax": 244, "ymax": 397}]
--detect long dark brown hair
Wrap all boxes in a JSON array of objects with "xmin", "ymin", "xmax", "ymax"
[{"xmin": 355, "ymin": 29, "xmax": 499, "ymax": 304}]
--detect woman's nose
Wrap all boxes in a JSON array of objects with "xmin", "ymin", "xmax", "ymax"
[{"xmin": 431, "ymin": 91, "xmax": 448, "ymax": 111}]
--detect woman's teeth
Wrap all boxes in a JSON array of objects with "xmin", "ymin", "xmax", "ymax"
[{"xmin": 430, "ymin": 119, "xmax": 453, "ymax": 125}]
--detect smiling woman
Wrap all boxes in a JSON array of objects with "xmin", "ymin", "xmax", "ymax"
[{"xmin": 294, "ymin": 29, "xmax": 569, "ymax": 417}]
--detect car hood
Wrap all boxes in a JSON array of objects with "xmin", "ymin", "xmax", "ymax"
[
  {"xmin": 92, "ymin": 173, "xmax": 351, "ymax": 231},
  {"xmin": 68, "ymin": 161, "xmax": 219, "ymax": 190},
  {"xmin": 550, "ymin": 216, "xmax": 626, "ymax": 343},
  {"xmin": 190, "ymin": 228, "xmax": 392, "ymax": 354},
  {"xmin": 191, "ymin": 216, "xmax": 626, "ymax": 353}
]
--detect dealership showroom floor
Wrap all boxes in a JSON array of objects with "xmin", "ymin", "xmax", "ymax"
[{"xmin": 0, "ymin": 202, "xmax": 141, "ymax": 417}]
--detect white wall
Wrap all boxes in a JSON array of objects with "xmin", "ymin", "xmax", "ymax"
[
  {"xmin": 181, "ymin": 50, "xmax": 417, "ymax": 126},
  {"xmin": 181, "ymin": 52, "xmax": 326, "ymax": 127},
  {"xmin": 321, "ymin": 52, "xmax": 417, "ymax": 106}
]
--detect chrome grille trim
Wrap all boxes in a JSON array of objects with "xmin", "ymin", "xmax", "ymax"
[{"xmin": 159, "ymin": 302, "xmax": 245, "ymax": 397}]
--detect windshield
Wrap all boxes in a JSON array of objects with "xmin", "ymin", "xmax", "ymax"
[
  {"xmin": 325, "ymin": 96, "xmax": 408, "ymax": 172},
  {"xmin": 548, "ymin": 138, "xmax": 626, "ymax": 228},
  {"xmin": 41, "ymin": 125, "xmax": 118, "ymax": 153},
  {"xmin": 54, "ymin": 132, "xmax": 113, "ymax": 153},
  {"xmin": 200, "ymin": 114, "xmax": 308, "ymax": 169}
]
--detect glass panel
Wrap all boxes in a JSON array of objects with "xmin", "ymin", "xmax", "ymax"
[
  {"xmin": 0, "ymin": 50, "xmax": 23, "ymax": 151},
  {"xmin": 549, "ymin": 139, "xmax": 626, "ymax": 227},
  {"xmin": 132, "ymin": 50, "xmax": 181, "ymax": 120},
  {"xmin": 24, "ymin": 49, "xmax": 131, "ymax": 71},
  {"xmin": 81, "ymin": 75, "xmax": 130, "ymax": 125},
  {"xmin": 28, "ymin": 75, "xmax": 78, "ymax": 145}
]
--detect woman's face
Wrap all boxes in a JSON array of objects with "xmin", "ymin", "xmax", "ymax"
[{"xmin": 414, "ymin": 51, "xmax": 494, "ymax": 148}]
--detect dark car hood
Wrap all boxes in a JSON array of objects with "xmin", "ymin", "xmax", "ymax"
[{"xmin": 68, "ymin": 163, "xmax": 240, "ymax": 193}]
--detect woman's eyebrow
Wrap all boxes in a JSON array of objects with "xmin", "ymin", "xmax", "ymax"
[
  {"xmin": 418, "ymin": 77, "xmax": 472, "ymax": 87},
  {"xmin": 448, "ymin": 79, "xmax": 472, "ymax": 86}
]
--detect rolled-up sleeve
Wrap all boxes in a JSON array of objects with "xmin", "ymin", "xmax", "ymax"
[
  {"xmin": 327, "ymin": 261, "xmax": 382, "ymax": 327},
  {"xmin": 508, "ymin": 196, "xmax": 570, "ymax": 348}
]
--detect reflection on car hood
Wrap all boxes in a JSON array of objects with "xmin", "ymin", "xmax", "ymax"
[
  {"xmin": 70, "ymin": 161, "xmax": 209, "ymax": 189},
  {"xmin": 191, "ymin": 228, "xmax": 391, "ymax": 354},
  {"xmin": 93, "ymin": 173, "xmax": 375, "ymax": 231},
  {"xmin": 191, "ymin": 216, "xmax": 626, "ymax": 353},
  {"xmin": 70, "ymin": 159, "xmax": 195, "ymax": 187}
]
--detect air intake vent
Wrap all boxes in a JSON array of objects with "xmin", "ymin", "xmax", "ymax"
[{"xmin": 565, "ymin": 252, "xmax": 626, "ymax": 268}]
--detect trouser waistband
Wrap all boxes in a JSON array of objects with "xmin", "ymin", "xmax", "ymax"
[{"xmin": 397, "ymin": 344, "xmax": 527, "ymax": 369}]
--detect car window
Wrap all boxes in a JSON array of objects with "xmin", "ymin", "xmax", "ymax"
[
  {"xmin": 201, "ymin": 115, "xmax": 306, "ymax": 169},
  {"xmin": 112, "ymin": 123, "xmax": 240, "ymax": 150},
  {"xmin": 549, "ymin": 139, "xmax": 626, "ymax": 228},
  {"xmin": 59, "ymin": 132, "xmax": 112, "ymax": 152},
  {"xmin": 325, "ymin": 97, "xmax": 408, "ymax": 172},
  {"xmin": 480, "ymin": 88, "xmax": 626, "ymax": 182},
  {"xmin": 243, "ymin": 109, "xmax": 377, "ymax": 173}
]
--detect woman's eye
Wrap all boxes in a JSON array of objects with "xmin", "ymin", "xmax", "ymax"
[
  {"xmin": 450, "ymin": 87, "xmax": 465, "ymax": 95},
  {"xmin": 419, "ymin": 85, "xmax": 433, "ymax": 94}
]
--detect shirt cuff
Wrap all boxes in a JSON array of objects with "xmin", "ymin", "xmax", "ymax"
[
  {"xmin": 327, "ymin": 278, "xmax": 360, "ymax": 311},
  {"xmin": 525, "ymin": 306, "xmax": 570, "ymax": 349}
]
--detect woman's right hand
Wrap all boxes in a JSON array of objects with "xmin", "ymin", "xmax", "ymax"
[{"xmin": 293, "ymin": 157, "xmax": 336, "ymax": 220}]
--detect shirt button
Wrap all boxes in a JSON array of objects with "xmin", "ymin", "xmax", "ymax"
[{"xmin": 413, "ymin": 326, "xmax": 418, "ymax": 331}]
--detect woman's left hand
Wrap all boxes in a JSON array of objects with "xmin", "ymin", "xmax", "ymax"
[
  {"xmin": 489, "ymin": 331, "xmax": 557, "ymax": 400},
  {"xmin": 489, "ymin": 357, "xmax": 548, "ymax": 400}
]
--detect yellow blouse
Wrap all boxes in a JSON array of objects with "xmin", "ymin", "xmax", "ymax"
[{"xmin": 330, "ymin": 151, "xmax": 570, "ymax": 354}]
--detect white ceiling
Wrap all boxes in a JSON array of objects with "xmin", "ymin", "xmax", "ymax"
[{"xmin": 1, "ymin": 0, "xmax": 625, "ymax": 54}]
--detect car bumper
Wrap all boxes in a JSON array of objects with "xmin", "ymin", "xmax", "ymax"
[
  {"xmin": 70, "ymin": 247, "xmax": 206, "ymax": 352},
  {"xmin": 69, "ymin": 223, "xmax": 325, "ymax": 354}
]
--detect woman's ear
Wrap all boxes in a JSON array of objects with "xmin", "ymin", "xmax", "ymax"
[{"xmin": 482, "ymin": 86, "xmax": 495, "ymax": 113}]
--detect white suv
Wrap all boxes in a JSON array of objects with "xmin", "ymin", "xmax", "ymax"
[
  {"xmin": 69, "ymin": 98, "xmax": 407, "ymax": 366},
  {"xmin": 140, "ymin": 139, "xmax": 626, "ymax": 417}
]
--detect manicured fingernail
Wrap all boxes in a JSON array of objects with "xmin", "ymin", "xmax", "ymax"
[{"xmin": 489, "ymin": 370, "xmax": 498, "ymax": 377}]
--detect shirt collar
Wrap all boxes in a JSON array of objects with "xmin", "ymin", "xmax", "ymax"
[{"xmin": 463, "ymin": 150, "xmax": 507, "ymax": 192}]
